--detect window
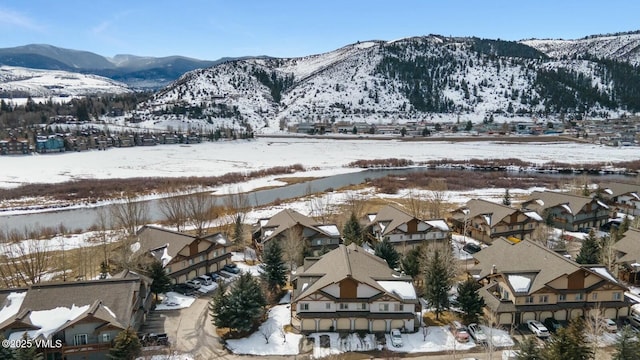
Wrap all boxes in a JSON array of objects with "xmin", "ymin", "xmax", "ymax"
[
  {"xmin": 592, "ymin": 293, "xmax": 598, "ymax": 300},
  {"xmin": 188, "ymin": 258, "xmax": 194, "ymax": 265},
  {"xmin": 539, "ymin": 295, "xmax": 548, "ymax": 303},
  {"xmin": 325, "ymin": 303, "xmax": 331, "ymax": 310},
  {"xmin": 301, "ymin": 303, "xmax": 309, "ymax": 311},
  {"xmin": 214, "ymin": 250, "xmax": 218, "ymax": 257},
  {"xmin": 360, "ymin": 303, "xmax": 367, "ymax": 310},
  {"xmin": 199, "ymin": 254, "xmax": 205, "ymax": 262},
  {"xmin": 394, "ymin": 304, "xmax": 404, "ymax": 311},
  {"xmin": 613, "ymin": 292, "xmax": 622, "ymax": 300},
  {"xmin": 525, "ymin": 296, "xmax": 534, "ymax": 304},
  {"xmin": 575, "ymin": 293, "xmax": 584, "ymax": 301},
  {"xmin": 379, "ymin": 303, "xmax": 389, "ymax": 312},
  {"xmin": 102, "ymin": 333, "xmax": 111, "ymax": 343},
  {"xmin": 558, "ymin": 294, "xmax": 566, "ymax": 302},
  {"xmin": 74, "ymin": 334, "xmax": 88, "ymax": 346},
  {"xmin": 165, "ymin": 266, "xmax": 171, "ymax": 273},
  {"xmin": 339, "ymin": 303, "xmax": 349, "ymax": 310}
]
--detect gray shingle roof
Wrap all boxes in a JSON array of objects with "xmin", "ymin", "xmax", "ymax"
[
  {"xmin": 523, "ymin": 190, "xmax": 597, "ymax": 214},
  {"xmin": 452, "ymin": 199, "xmax": 519, "ymax": 227},
  {"xmin": 262, "ymin": 209, "xmax": 339, "ymax": 241},
  {"xmin": 136, "ymin": 225, "xmax": 195, "ymax": 258},
  {"xmin": 614, "ymin": 228, "xmax": 640, "ymax": 264}
]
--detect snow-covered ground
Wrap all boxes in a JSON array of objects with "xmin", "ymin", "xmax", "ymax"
[
  {"xmin": 136, "ymin": 354, "xmax": 195, "ymax": 360},
  {"xmin": 0, "ymin": 137, "xmax": 635, "ymax": 189},
  {"xmin": 155, "ymin": 292, "xmax": 196, "ymax": 311}
]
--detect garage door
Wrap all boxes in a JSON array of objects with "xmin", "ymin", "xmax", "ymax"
[
  {"xmin": 318, "ymin": 319, "xmax": 333, "ymax": 331},
  {"xmin": 521, "ymin": 312, "xmax": 536, "ymax": 322},
  {"xmin": 372, "ymin": 320, "xmax": 386, "ymax": 332},
  {"xmin": 539, "ymin": 311, "xmax": 553, "ymax": 321},
  {"xmin": 301, "ymin": 319, "xmax": 316, "ymax": 332},
  {"xmin": 604, "ymin": 308, "xmax": 617, "ymax": 319},
  {"xmin": 354, "ymin": 318, "xmax": 368, "ymax": 331},
  {"xmin": 555, "ymin": 310, "xmax": 567, "ymax": 321},
  {"xmin": 498, "ymin": 313, "xmax": 513, "ymax": 325},
  {"xmin": 336, "ymin": 318, "xmax": 351, "ymax": 331},
  {"xmin": 390, "ymin": 319, "xmax": 404, "ymax": 330}
]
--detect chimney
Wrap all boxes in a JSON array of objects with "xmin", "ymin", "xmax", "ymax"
[{"xmin": 491, "ymin": 264, "xmax": 497, "ymax": 275}]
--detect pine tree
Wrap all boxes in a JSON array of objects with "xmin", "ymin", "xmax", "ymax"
[
  {"xmin": 12, "ymin": 333, "xmax": 42, "ymax": 360},
  {"xmin": 99, "ymin": 260, "xmax": 110, "ymax": 279},
  {"xmin": 576, "ymin": 229, "xmax": 600, "ymax": 264},
  {"xmin": 401, "ymin": 247, "xmax": 421, "ymax": 278},
  {"xmin": 223, "ymin": 273, "xmax": 266, "ymax": 334},
  {"xmin": 233, "ymin": 214, "xmax": 244, "ymax": 245},
  {"xmin": 209, "ymin": 280, "xmax": 230, "ymax": 328},
  {"xmin": 148, "ymin": 260, "xmax": 172, "ymax": 300},
  {"xmin": 260, "ymin": 240, "xmax": 287, "ymax": 301},
  {"xmin": 455, "ymin": 277, "xmax": 485, "ymax": 324},
  {"xmin": 108, "ymin": 327, "xmax": 141, "ymax": 360},
  {"xmin": 542, "ymin": 318, "xmax": 593, "ymax": 360},
  {"xmin": 374, "ymin": 240, "xmax": 400, "ymax": 269},
  {"xmin": 516, "ymin": 336, "xmax": 542, "ymax": 360},
  {"xmin": 423, "ymin": 248, "xmax": 453, "ymax": 320},
  {"xmin": 0, "ymin": 336, "xmax": 14, "ymax": 360},
  {"xmin": 612, "ymin": 325, "xmax": 640, "ymax": 360},
  {"xmin": 342, "ymin": 212, "xmax": 363, "ymax": 245},
  {"xmin": 502, "ymin": 189, "xmax": 512, "ymax": 206}
]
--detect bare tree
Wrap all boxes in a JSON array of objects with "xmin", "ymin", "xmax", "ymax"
[
  {"xmin": 343, "ymin": 191, "xmax": 367, "ymax": 219},
  {"xmin": 425, "ymin": 179, "xmax": 449, "ymax": 218},
  {"xmin": 281, "ymin": 228, "xmax": 305, "ymax": 271},
  {"xmin": 585, "ymin": 304, "xmax": 607, "ymax": 358},
  {"xmin": 94, "ymin": 207, "xmax": 111, "ymax": 267},
  {"xmin": 599, "ymin": 233, "xmax": 617, "ymax": 272},
  {"xmin": 159, "ymin": 195, "xmax": 188, "ymax": 231},
  {"xmin": 110, "ymin": 195, "xmax": 149, "ymax": 237},
  {"xmin": 405, "ymin": 189, "xmax": 428, "ymax": 219},
  {"xmin": 185, "ymin": 192, "xmax": 215, "ymax": 237},
  {"xmin": 308, "ymin": 193, "xmax": 335, "ymax": 224},
  {"xmin": 224, "ymin": 187, "xmax": 250, "ymax": 245},
  {"xmin": 530, "ymin": 223, "xmax": 553, "ymax": 247},
  {"xmin": 0, "ymin": 228, "xmax": 51, "ymax": 286}
]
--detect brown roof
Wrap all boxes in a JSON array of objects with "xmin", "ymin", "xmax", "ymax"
[
  {"xmin": 472, "ymin": 238, "xmax": 623, "ymax": 294},
  {"xmin": 16, "ymin": 277, "xmax": 143, "ymax": 328},
  {"xmin": 293, "ymin": 243, "xmax": 414, "ymax": 302},
  {"xmin": 368, "ymin": 205, "xmax": 415, "ymax": 236},
  {"xmin": 262, "ymin": 209, "xmax": 339, "ymax": 241},
  {"xmin": 452, "ymin": 199, "xmax": 519, "ymax": 227},
  {"xmin": 523, "ymin": 190, "xmax": 603, "ymax": 214},
  {"xmin": 136, "ymin": 225, "xmax": 196, "ymax": 258},
  {"xmin": 614, "ymin": 228, "xmax": 640, "ymax": 264},
  {"xmin": 599, "ymin": 182, "xmax": 640, "ymax": 198}
]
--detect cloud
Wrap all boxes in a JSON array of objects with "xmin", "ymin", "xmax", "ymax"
[{"xmin": 0, "ymin": 7, "xmax": 44, "ymax": 31}]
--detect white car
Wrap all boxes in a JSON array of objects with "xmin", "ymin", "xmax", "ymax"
[
  {"xmin": 526, "ymin": 320, "xmax": 550, "ymax": 338},
  {"xmin": 601, "ymin": 318, "xmax": 618, "ymax": 333},
  {"xmin": 467, "ymin": 323, "xmax": 488, "ymax": 344},
  {"xmin": 390, "ymin": 328, "xmax": 403, "ymax": 347}
]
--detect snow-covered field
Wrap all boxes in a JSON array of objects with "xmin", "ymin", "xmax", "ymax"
[{"xmin": 0, "ymin": 137, "xmax": 635, "ymax": 189}]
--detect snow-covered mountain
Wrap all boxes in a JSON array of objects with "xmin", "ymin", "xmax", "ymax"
[
  {"xmin": 136, "ymin": 34, "xmax": 640, "ymax": 133},
  {"xmin": 0, "ymin": 66, "xmax": 132, "ymax": 97},
  {"xmin": 521, "ymin": 31, "xmax": 640, "ymax": 66}
]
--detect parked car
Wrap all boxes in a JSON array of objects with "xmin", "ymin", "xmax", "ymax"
[
  {"xmin": 526, "ymin": 320, "xmax": 550, "ymax": 338},
  {"xmin": 601, "ymin": 318, "xmax": 618, "ymax": 333},
  {"xmin": 223, "ymin": 263, "xmax": 241, "ymax": 274},
  {"xmin": 543, "ymin": 317, "xmax": 563, "ymax": 333},
  {"xmin": 171, "ymin": 284, "xmax": 194, "ymax": 296},
  {"xmin": 390, "ymin": 328, "xmax": 403, "ymax": 347},
  {"xmin": 502, "ymin": 350, "xmax": 519, "ymax": 360},
  {"xmin": 467, "ymin": 323, "xmax": 487, "ymax": 344},
  {"xmin": 196, "ymin": 274, "xmax": 212, "ymax": 286},
  {"xmin": 208, "ymin": 272, "xmax": 221, "ymax": 282},
  {"xmin": 462, "ymin": 243, "xmax": 482, "ymax": 254},
  {"xmin": 185, "ymin": 279, "xmax": 202, "ymax": 290},
  {"xmin": 449, "ymin": 321, "xmax": 470, "ymax": 343}
]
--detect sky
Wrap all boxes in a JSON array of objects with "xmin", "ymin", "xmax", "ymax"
[{"xmin": 1, "ymin": 0, "xmax": 639, "ymax": 60}]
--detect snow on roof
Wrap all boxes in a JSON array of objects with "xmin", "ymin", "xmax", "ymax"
[
  {"xmin": 596, "ymin": 200, "xmax": 609, "ymax": 209},
  {"xmin": 524, "ymin": 211, "xmax": 543, "ymax": 221},
  {"xmin": 426, "ymin": 220, "xmax": 450, "ymax": 231},
  {"xmin": 259, "ymin": 219, "xmax": 269, "ymax": 227},
  {"xmin": 103, "ymin": 305, "xmax": 117, "ymax": 319},
  {"xmin": 378, "ymin": 281, "xmax": 417, "ymax": 300},
  {"xmin": 0, "ymin": 292, "xmax": 27, "ymax": 324},
  {"xmin": 603, "ymin": 188, "xmax": 614, "ymax": 195},
  {"xmin": 379, "ymin": 223, "xmax": 387, "ymax": 233},
  {"xmin": 507, "ymin": 275, "xmax": 532, "ymax": 293},
  {"xmin": 632, "ymin": 192, "xmax": 640, "ymax": 201},
  {"xmin": 263, "ymin": 229, "xmax": 274, "ymax": 238},
  {"xmin": 9, "ymin": 304, "xmax": 91, "ymax": 341},
  {"xmin": 367, "ymin": 214, "xmax": 376, "ymax": 222},
  {"xmin": 161, "ymin": 246, "xmax": 172, "ymax": 267},
  {"xmin": 560, "ymin": 204, "xmax": 573, "ymax": 214},
  {"xmin": 589, "ymin": 267, "xmax": 617, "ymax": 283},
  {"xmin": 535, "ymin": 199, "xmax": 544, "ymax": 206},
  {"xmin": 317, "ymin": 225, "xmax": 340, "ymax": 236},
  {"xmin": 130, "ymin": 241, "xmax": 141, "ymax": 253},
  {"xmin": 482, "ymin": 214, "xmax": 492, "ymax": 226}
]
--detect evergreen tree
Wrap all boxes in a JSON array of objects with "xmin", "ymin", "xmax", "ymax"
[
  {"xmin": 99, "ymin": 260, "xmax": 109, "ymax": 279},
  {"xmin": 516, "ymin": 335, "xmax": 542, "ymax": 360},
  {"xmin": 612, "ymin": 325, "xmax": 640, "ymax": 360},
  {"xmin": 233, "ymin": 214, "xmax": 244, "ymax": 245},
  {"xmin": 503, "ymin": 189, "xmax": 512, "ymax": 206},
  {"xmin": 465, "ymin": 120, "xmax": 473, "ymax": 131},
  {"xmin": 209, "ymin": 280, "xmax": 231, "ymax": 328},
  {"xmin": 342, "ymin": 212, "xmax": 364, "ymax": 245},
  {"xmin": 576, "ymin": 229, "xmax": 600, "ymax": 264},
  {"xmin": 148, "ymin": 260, "xmax": 172, "ymax": 300},
  {"xmin": 454, "ymin": 277, "xmax": 485, "ymax": 324},
  {"xmin": 542, "ymin": 318, "xmax": 592, "ymax": 360},
  {"xmin": 401, "ymin": 247, "xmax": 421, "ymax": 278},
  {"xmin": 0, "ymin": 336, "xmax": 14, "ymax": 360},
  {"xmin": 221, "ymin": 273, "xmax": 266, "ymax": 334},
  {"xmin": 260, "ymin": 240, "xmax": 287, "ymax": 301},
  {"xmin": 107, "ymin": 327, "xmax": 141, "ymax": 360},
  {"xmin": 12, "ymin": 333, "xmax": 42, "ymax": 360},
  {"xmin": 374, "ymin": 240, "xmax": 400, "ymax": 269},
  {"xmin": 423, "ymin": 248, "xmax": 454, "ymax": 320}
]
